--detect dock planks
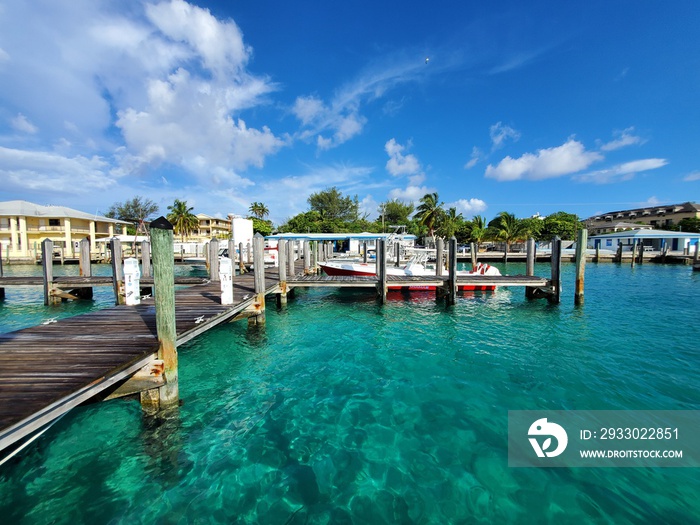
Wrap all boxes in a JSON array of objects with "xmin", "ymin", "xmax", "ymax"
[{"xmin": 0, "ymin": 266, "xmax": 285, "ymax": 454}]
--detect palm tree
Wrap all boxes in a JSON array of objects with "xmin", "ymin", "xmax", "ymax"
[
  {"xmin": 437, "ymin": 207, "xmax": 463, "ymax": 239},
  {"xmin": 467, "ymin": 215, "xmax": 488, "ymax": 252},
  {"xmin": 415, "ymin": 192, "xmax": 444, "ymax": 247},
  {"xmin": 167, "ymin": 199, "xmax": 199, "ymax": 242},
  {"xmin": 249, "ymin": 202, "xmax": 269, "ymax": 220},
  {"xmin": 489, "ymin": 211, "xmax": 528, "ymax": 262}
]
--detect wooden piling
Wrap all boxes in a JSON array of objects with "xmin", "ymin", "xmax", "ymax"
[
  {"xmin": 394, "ymin": 243, "xmax": 400, "ymax": 267},
  {"xmin": 209, "ymin": 238, "xmax": 220, "ymax": 281},
  {"xmin": 145, "ymin": 217, "xmax": 178, "ymax": 413},
  {"xmin": 238, "ymin": 242, "xmax": 246, "ymax": 273},
  {"xmin": 139, "ymin": 240, "xmax": 152, "ymax": 297},
  {"xmin": 631, "ymin": 240, "xmax": 637, "ymax": 268},
  {"xmin": 549, "ymin": 236, "xmax": 562, "ymax": 304},
  {"xmin": 616, "ymin": 242, "xmax": 623, "ymax": 263},
  {"xmin": 595, "ymin": 244, "xmax": 600, "ymax": 263},
  {"xmin": 41, "ymin": 239, "xmax": 58, "ymax": 306},
  {"xmin": 287, "ymin": 241, "xmax": 295, "ymax": 278},
  {"xmin": 0, "ymin": 247, "xmax": 3, "ymax": 300},
  {"xmin": 574, "ymin": 229, "xmax": 587, "ymax": 306},
  {"xmin": 277, "ymin": 239, "xmax": 288, "ymax": 306},
  {"xmin": 251, "ymin": 233, "xmax": 266, "ymax": 325},
  {"xmin": 363, "ymin": 242, "xmax": 368, "ymax": 263},
  {"xmin": 110, "ymin": 238, "xmax": 124, "ymax": 305},
  {"xmin": 76, "ymin": 238, "xmax": 93, "ymax": 300},
  {"xmin": 303, "ymin": 240, "xmax": 311, "ymax": 274},
  {"xmin": 447, "ymin": 237, "xmax": 457, "ymax": 306},
  {"xmin": 470, "ymin": 242, "xmax": 477, "ymax": 269},
  {"xmin": 436, "ymin": 238, "xmax": 444, "ymax": 277},
  {"xmin": 247, "ymin": 242, "xmax": 252, "ymax": 264},
  {"xmin": 694, "ymin": 241, "xmax": 699, "ymax": 264},
  {"xmin": 525, "ymin": 238, "xmax": 536, "ymax": 299},
  {"xmin": 377, "ymin": 238, "xmax": 387, "ymax": 304},
  {"xmin": 638, "ymin": 243, "xmax": 644, "ymax": 265}
]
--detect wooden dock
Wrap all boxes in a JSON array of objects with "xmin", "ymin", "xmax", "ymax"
[{"xmin": 0, "ymin": 265, "xmax": 287, "ymax": 454}]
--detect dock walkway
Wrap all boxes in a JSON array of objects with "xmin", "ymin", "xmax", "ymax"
[{"xmin": 0, "ymin": 266, "xmax": 285, "ymax": 454}]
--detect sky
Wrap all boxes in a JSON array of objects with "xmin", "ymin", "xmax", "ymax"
[{"xmin": 1, "ymin": 0, "xmax": 699, "ymax": 226}]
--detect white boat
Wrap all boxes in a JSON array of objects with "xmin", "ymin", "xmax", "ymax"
[{"xmin": 319, "ymin": 257, "xmax": 501, "ymax": 291}]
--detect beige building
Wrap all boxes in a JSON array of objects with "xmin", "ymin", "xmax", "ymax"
[
  {"xmin": 193, "ymin": 213, "xmax": 231, "ymax": 240},
  {"xmin": 584, "ymin": 202, "xmax": 700, "ymax": 235},
  {"xmin": 0, "ymin": 200, "xmax": 129, "ymax": 261}
]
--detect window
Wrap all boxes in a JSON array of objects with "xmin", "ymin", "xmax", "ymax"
[{"xmin": 49, "ymin": 219, "xmax": 60, "ymax": 227}]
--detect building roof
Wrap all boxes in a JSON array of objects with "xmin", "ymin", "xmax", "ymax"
[
  {"xmin": 585, "ymin": 201, "xmax": 700, "ymax": 221},
  {"xmin": 0, "ymin": 200, "xmax": 129, "ymax": 224},
  {"xmin": 591, "ymin": 229, "xmax": 700, "ymax": 240}
]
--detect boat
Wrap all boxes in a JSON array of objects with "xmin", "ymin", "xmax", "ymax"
[{"xmin": 319, "ymin": 257, "xmax": 501, "ymax": 291}]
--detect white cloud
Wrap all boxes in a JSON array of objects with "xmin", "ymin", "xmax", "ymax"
[
  {"xmin": 0, "ymin": 0, "xmax": 284, "ymax": 191},
  {"xmin": 11, "ymin": 113, "xmax": 38, "ymax": 134},
  {"xmin": 464, "ymin": 146, "xmax": 482, "ymax": 169},
  {"xmin": 0, "ymin": 146, "xmax": 113, "ymax": 193},
  {"xmin": 644, "ymin": 196, "xmax": 661, "ymax": 206},
  {"xmin": 388, "ymin": 184, "xmax": 433, "ymax": 203},
  {"xmin": 0, "ymin": 47, "xmax": 9, "ymax": 63},
  {"xmin": 599, "ymin": 127, "xmax": 645, "ymax": 151},
  {"xmin": 574, "ymin": 158, "xmax": 668, "ymax": 184},
  {"xmin": 683, "ymin": 171, "xmax": 700, "ymax": 182},
  {"xmin": 485, "ymin": 139, "xmax": 603, "ymax": 181},
  {"xmin": 490, "ymin": 122, "xmax": 520, "ymax": 150},
  {"xmin": 385, "ymin": 138, "xmax": 420, "ymax": 176},
  {"xmin": 292, "ymin": 52, "xmax": 432, "ymax": 150},
  {"xmin": 452, "ymin": 198, "xmax": 487, "ymax": 215}
]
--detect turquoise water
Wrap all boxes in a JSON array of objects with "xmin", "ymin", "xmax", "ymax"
[{"xmin": 1, "ymin": 262, "xmax": 699, "ymax": 523}]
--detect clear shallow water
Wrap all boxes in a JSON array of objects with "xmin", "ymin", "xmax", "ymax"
[{"xmin": 1, "ymin": 262, "xmax": 699, "ymax": 524}]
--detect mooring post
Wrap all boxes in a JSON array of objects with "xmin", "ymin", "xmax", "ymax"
[
  {"xmin": 77, "ymin": 238, "xmax": 93, "ymax": 300},
  {"xmin": 377, "ymin": 238, "xmax": 387, "ymax": 304},
  {"xmin": 303, "ymin": 240, "xmax": 311, "ymax": 274},
  {"xmin": 287, "ymin": 241, "xmax": 295, "ymax": 277},
  {"xmin": 436, "ymin": 237, "xmax": 444, "ymax": 277},
  {"xmin": 238, "ymin": 242, "xmax": 246, "ymax": 273},
  {"xmin": 41, "ymin": 239, "xmax": 57, "ymax": 306},
  {"xmin": 595, "ymin": 243, "xmax": 600, "ymax": 263},
  {"xmin": 470, "ymin": 242, "xmax": 477, "ymax": 269},
  {"xmin": 694, "ymin": 241, "xmax": 699, "ymax": 265},
  {"xmin": 631, "ymin": 240, "xmax": 637, "ymax": 268},
  {"xmin": 447, "ymin": 236, "xmax": 457, "ymax": 306},
  {"xmin": 144, "ymin": 216, "xmax": 178, "ymax": 413},
  {"xmin": 394, "ymin": 243, "xmax": 400, "ymax": 267},
  {"xmin": 110, "ymin": 238, "xmax": 124, "ymax": 305},
  {"xmin": 525, "ymin": 238, "xmax": 536, "ymax": 299},
  {"xmin": 228, "ymin": 239, "xmax": 236, "ymax": 270},
  {"xmin": 0, "ymin": 247, "xmax": 4, "ymax": 300},
  {"xmin": 209, "ymin": 238, "xmax": 220, "ymax": 281},
  {"xmin": 638, "ymin": 242, "xmax": 644, "ymax": 265},
  {"xmin": 549, "ymin": 236, "xmax": 562, "ymax": 304},
  {"xmin": 247, "ymin": 242, "xmax": 252, "ymax": 264},
  {"xmin": 363, "ymin": 242, "xmax": 368, "ymax": 263},
  {"xmin": 251, "ymin": 233, "xmax": 266, "ymax": 325},
  {"xmin": 140, "ymin": 240, "xmax": 152, "ymax": 297},
  {"xmin": 574, "ymin": 229, "xmax": 587, "ymax": 306},
  {"xmin": 277, "ymin": 239, "xmax": 288, "ymax": 306},
  {"xmin": 616, "ymin": 242, "xmax": 623, "ymax": 263}
]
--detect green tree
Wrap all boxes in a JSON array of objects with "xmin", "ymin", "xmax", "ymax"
[
  {"xmin": 377, "ymin": 199, "xmax": 414, "ymax": 232},
  {"xmin": 308, "ymin": 187, "xmax": 361, "ymax": 222},
  {"xmin": 166, "ymin": 199, "xmax": 199, "ymax": 242},
  {"xmin": 105, "ymin": 196, "xmax": 159, "ymax": 234},
  {"xmin": 415, "ymin": 192, "xmax": 444, "ymax": 245},
  {"xmin": 437, "ymin": 207, "xmax": 463, "ymax": 239},
  {"xmin": 676, "ymin": 217, "xmax": 700, "ymax": 233},
  {"xmin": 541, "ymin": 211, "xmax": 580, "ymax": 240},
  {"xmin": 250, "ymin": 217, "xmax": 273, "ymax": 236},
  {"xmin": 278, "ymin": 211, "xmax": 323, "ymax": 233},
  {"xmin": 465, "ymin": 215, "xmax": 488, "ymax": 251},
  {"xmin": 520, "ymin": 217, "xmax": 544, "ymax": 240},
  {"xmin": 248, "ymin": 202, "xmax": 270, "ymax": 220},
  {"xmin": 488, "ymin": 211, "xmax": 528, "ymax": 262}
]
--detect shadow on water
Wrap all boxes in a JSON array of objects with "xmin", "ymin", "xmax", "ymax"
[{"xmin": 140, "ymin": 406, "xmax": 193, "ymax": 488}]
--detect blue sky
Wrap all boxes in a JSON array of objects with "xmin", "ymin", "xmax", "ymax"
[{"xmin": 1, "ymin": 0, "xmax": 699, "ymax": 225}]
